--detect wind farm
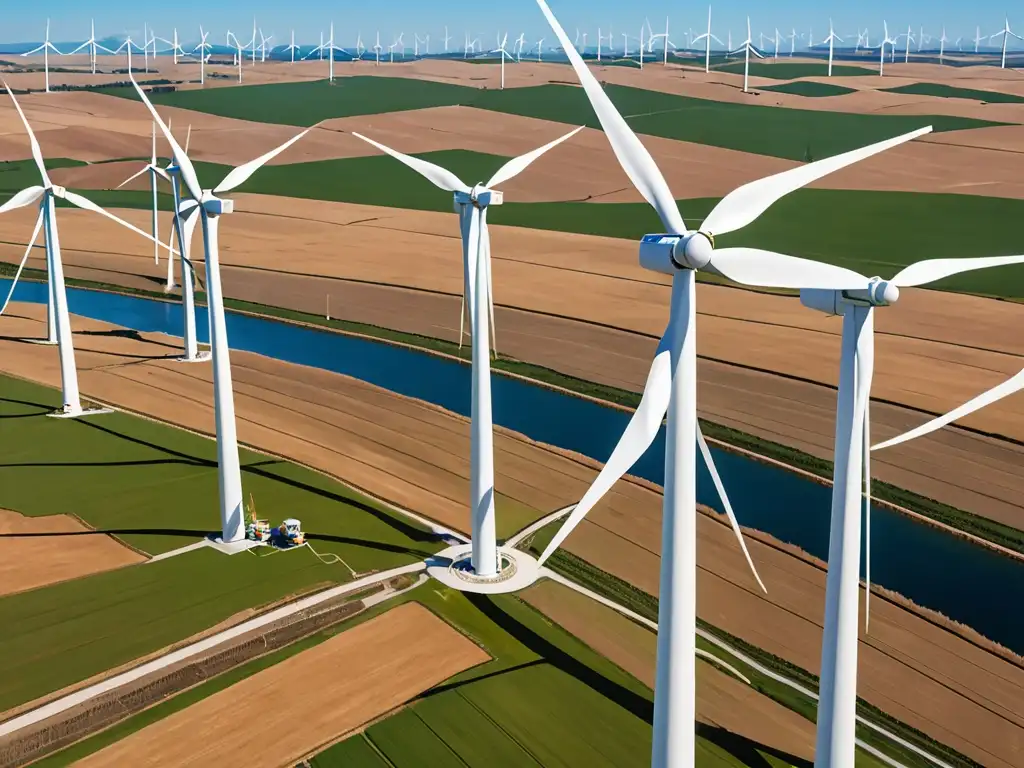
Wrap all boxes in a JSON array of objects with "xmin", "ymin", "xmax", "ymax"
[{"xmin": 0, "ymin": 4, "xmax": 1023, "ymax": 768}]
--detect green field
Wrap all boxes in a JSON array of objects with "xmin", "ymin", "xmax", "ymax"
[
  {"xmin": 760, "ymin": 81, "xmax": 858, "ymax": 97},
  {"xmin": 103, "ymin": 77, "xmax": 1001, "ymax": 161},
  {"xmin": 714, "ymin": 61, "xmax": 878, "ymax": 78},
  {"xmin": 0, "ymin": 373, "xmax": 441, "ymax": 709},
  {"xmin": 881, "ymin": 81, "xmax": 1024, "ymax": 104}
]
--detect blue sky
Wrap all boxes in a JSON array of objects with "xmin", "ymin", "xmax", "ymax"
[{"xmin": 4, "ymin": 0, "xmax": 1016, "ymax": 48}]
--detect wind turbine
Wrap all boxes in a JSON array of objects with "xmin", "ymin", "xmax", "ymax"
[
  {"xmin": 974, "ymin": 26, "xmax": 983, "ymax": 54},
  {"xmin": 115, "ymin": 35, "xmax": 142, "ymax": 73},
  {"xmin": 0, "ymin": 84, "xmax": 174, "ymax": 417},
  {"xmin": 902, "ymin": 24, "xmax": 915, "ymax": 63},
  {"xmin": 788, "ymin": 28, "xmax": 799, "ymax": 56},
  {"xmin": 824, "ymin": 19, "xmax": 844, "ymax": 76},
  {"xmin": 646, "ymin": 17, "xmax": 672, "ymax": 65},
  {"xmin": 352, "ymin": 124, "xmax": 583, "ymax": 578},
  {"xmin": 161, "ymin": 124, "xmax": 208, "ymax": 363},
  {"xmin": 130, "ymin": 77, "xmax": 310, "ymax": 542},
  {"xmin": 389, "ymin": 32, "xmax": 405, "ymax": 63},
  {"xmin": 535, "ymin": 38, "xmax": 545, "ymax": 62},
  {"xmin": 534, "ymin": 2, "xmax": 933, "ymax": 765},
  {"xmin": 731, "ymin": 17, "xmax": 763, "ymax": 92},
  {"xmin": 515, "ymin": 33, "xmax": 526, "ymax": 62},
  {"xmin": 285, "ymin": 30, "xmax": 299, "ymax": 63},
  {"xmin": 877, "ymin": 22, "xmax": 897, "ymax": 76},
  {"xmin": 491, "ymin": 33, "xmax": 512, "ymax": 89},
  {"xmin": 227, "ymin": 32, "xmax": 244, "ymax": 82},
  {"xmin": 143, "ymin": 23, "xmax": 151, "ymax": 73},
  {"xmin": 990, "ymin": 17, "xmax": 1021, "ymax": 69},
  {"xmin": 69, "ymin": 20, "xmax": 113, "ymax": 76},
  {"xmin": 23, "ymin": 19, "xmax": 62, "ymax": 93},
  {"xmin": 328, "ymin": 22, "xmax": 336, "ymax": 80},
  {"xmin": 194, "ymin": 27, "xmax": 212, "ymax": 84},
  {"xmin": 939, "ymin": 26, "xmax": 948, "ymax": 64},
  {"xmin": 692, "ymin": 6, "xmax": 722, "ymax": 74},
  {"xmin": 444, "ymin": 26, "xmax": 452, "ymax": 53},
  {"xmin": 116, "ymin": 122, "xmax": 168, "ymax": 268},
  {"xmin": 258, "ymin": 30, "xmax": 274, "ymax": 64},
  {"xmin": 375, "ymin": 31, "xmax": 383, "ymax": 65},
  {"xmin": 798, "ymin": 259, "xmax": 1024, "ymax": 768}
]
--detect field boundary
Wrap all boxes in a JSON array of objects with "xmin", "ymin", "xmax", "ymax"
[{"xmin": 0, "ymin": 591, "xmax": 375, "ymax": 767}]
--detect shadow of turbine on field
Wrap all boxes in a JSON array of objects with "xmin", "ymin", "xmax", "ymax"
[
  {"xmin": 0, "ymin": 527, "xmax": 210, "ymax": 539},
  {"xmin": 466, "ymin": 593, "xmax": 655, "ymax": 723},
  {"xmin": 417, "ymin": 659, "xmax": 547, "ymax": 700},
  {"xmin": 696, "ymin": 723, "xmax": 813, "ymax": 768}
]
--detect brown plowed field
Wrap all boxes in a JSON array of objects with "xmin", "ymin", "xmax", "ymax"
[
  {"xmin": 0, "ymin": 305, "xmax": 1020, "ymax": 766},
  {"xmin": 75, "ymin": 602, "xmax": 489, "ymax": 768},
  {"xmin": 0, "ymin": 509, "xmax": 144, "ymax": 596}
]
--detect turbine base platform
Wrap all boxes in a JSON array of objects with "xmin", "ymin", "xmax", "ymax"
[
  {"xmin": 176, "ymin": 351, "xmax": 212, "ymax": 364},
  {"xmin": 426, "ymin": 545, "xmax": 540, "ymax": 594},
  {"xmin": 207, "ymin": 536, "xmax": 265, "ymax": 555},
  {"xmin": 48, "ymin": 406, "xmax": 114, "ymax": 420}
]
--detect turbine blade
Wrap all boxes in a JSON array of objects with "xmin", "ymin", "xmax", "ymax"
[
  {"xmin": 62, "ymin": 190, "xmax": 177, "ymax": 255},
  {"xmin": 701, "ymin": 126, "xmax": 932, "ymax": 236},
  {"xmin": 0, "ymin": 186, "xmax": 45, "ymax": 215},
  {"xmin": 214, "ymin": 128, "xmax": 310, "ymax": 193},
  {"xmin": 534, "ymin": 0, "xmax": 688, "ymax": 234},
  {"xmin": 709, "ymin": 246, "xmax": 869, "ymax": 290},
  {"xmin": 696, "ymin": 425, "xmax": 766, "ymax": 593},
  {"xmin": 537, "ymin": 330, "xmax": 673, "ymax": 565},
  {"xmin": 0, "ymin": 206, "xmax": 44, "ymax": 316},
  {"xmin": 873, "ymin": 368, "xmax": 1024, "ymax": 451},
  {"xmin": 129, "ymin": 77, "xmax": 203, "ymax": 202},
  {"xmin": 153, "ymin": 166, "xmax": 171, "ymax": 182},
  {"xmin": 352, "ymin": 132, "xmax": 470, "ymax": 193},
  {"xmin": 892, "ymin": 254, "xmax": 1024, "ymax": 287},
  {"xmin": 486, "ymin": 126, "xmax": 584, "ymax": 188},
  {"xmin": 856, "ymin": 311, "xmax": 876, "ymax": 633},
  {"xmin": 116, "ymin": 166, "xmax": 150, "ymax": 189},
  {"xmin": 4, "ymin": 84, "xmax": 51, "ymax": 185}
]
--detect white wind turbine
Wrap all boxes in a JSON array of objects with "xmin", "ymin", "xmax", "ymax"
[
  {"xmin": 990, "ymin": 17, "xmax": 1021, "ymax": 69},
  {"xmin": 227, "ymin": 32, "xmax": 244, "ymax": 82},
  {"xmin": 258, "ymin": 30, "xmax": 274, "ymax": 64},
  {"xmin": 69, "ymin": 20, "xmax": 114, "ymax": 76},
  {"xmin": 116, "ymin": 122, "xmax": 168, "ymax": 268},
  {"xmin": 692, "ymin": 6, "xmax": 722, "ymax": 73},
  {"xmin": 974, "ymin": 26, "xmax": 984, "ymax": 54},
  {"xmin": 115, "ymin": 35, "xmax": 143, "ymax": 73},
  {"xmin": 902, "ymin": 24, "xmax": 915, "ymax": 63},
  {"xmin": 491, "ymin": 33, "xmax": 512, "ymax": 89},
  {"xmin": 155, "ymin": 28, "xmax": 184, "ymax": 65},
  {"xmin": 534, "ymin": 1, "xmax": 936, "ymax": 765},
  {"xmin": 877, "ymin": 22, "xmax": 898, "ymax": 76},
  {"xmin": 328, "ymin": 23, "xmax": 337, "ymax": 80},
  {"xmin": 824, "ymin": 19, "xmax": 844, "ymax": 76},
  {"xmin": 130, "ymin": 77, "xmax": 310, "ymax": 542},
  {"xmin": 731, "ymin": 17, "xmax": 763, "ymax": 93},
  {"xmin": 774, "ymin": 28, "xmax": 781, "ymax": 59},
  {"xmin": 285, "ymin": 30, "xmax": 299, "ymax": 63},
  {"xmin": 193, "ymin": 27, "xmax": 212, "ymax": 84},
  {"xmin": 647, "ymin": 17, "xmax": 672, "ymax": 65},
  {"xmin": 23, "ymin": 19, "xmax": 63, "ymax": 94},
  {"xmin": 535, "ymin": 38, "xmax": 545, "ymax": 62},
  {"xmin": 939, "ymin": 26, "xmax": 949, "ymax": 64},
  {"xmin": 515, "ymin": 33, "xmax": 526, "ymax": 62},
  {"xmin": 375, "ymin": 31, "xmax": 384, "ymax": 65},
  {"xmin": 389, "ymin": 33, "xmax": 405, "ymax": 63},
  {"xmin": 788, "ymin": 28, "xmax": 799, "ymax": 56},
  {"xmin": 162, "ymin": 124, "xmax": 208, "ymax": 363},
  {"xmin": 0, "ymin": 84, "xmax": 174, "ymax": 416},
  {"xmin": 798, "ymin": 255, "xmax": 1024, "ymax": 768},
  {"xmin": 444, "ymin": 26, "xmax": 452, "ymax": 53},
  {"xmin": 355, "ymin": 33, "xmax": 366, "ymax": 61},
  {"xmin": 352, "ymin": 124, "xmax": 583, "ymax": 578}
]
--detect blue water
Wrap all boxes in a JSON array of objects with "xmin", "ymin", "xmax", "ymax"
[{"xmin": 6, "ymin": 278, "xmax": 1023, "ymax": 653}]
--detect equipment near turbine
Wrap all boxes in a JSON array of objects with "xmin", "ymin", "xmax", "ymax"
[{"xmin": 276, "ymin": 518, "xmax": 305, "ymax": 547}]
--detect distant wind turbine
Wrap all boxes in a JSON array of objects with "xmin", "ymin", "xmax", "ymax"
[
  {"xmin": 824, "ymin": 19, "xmax": 843, "ymax": 77},
  {"xmin": 23, "ymin": 19, "xmax": 62, "ymax": 93},
  {"xmin": 692, "ymin": 6, "xmax": 722, "ymax": 74}
]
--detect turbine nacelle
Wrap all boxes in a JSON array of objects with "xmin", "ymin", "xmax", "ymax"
[
  {"xmin": 639, "ymin": 231, "xmax": 714, "ymax": 274},
  {"xmin": 799, "ymin": 279, "xmax": 899, "ymax": 316},
  {"xmin": 453, "ymin": 185, "xmax": 504, "ymax": 210},
  {"xmin": 200, "ymin": 193, "xmax": 234, "ymax": 216}
]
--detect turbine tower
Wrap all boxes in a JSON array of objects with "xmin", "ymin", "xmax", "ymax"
[
  {"xmin": 824, "ymin": 19, "xmax": 843, "ymax": 76},
  {"xmin": 23, "ymin": 19, "xmax": 62, "ymax": 93},
  {"xmin": 352, "ymin": 126, "xmax": 583, "ymax": 577},
  {"xmin": 131, "ymin": 77, "xmax": 310, "ymax": 543},
  {"xmin": 692, "ymin": 5, "xmax": 722, "ymax": 74}
]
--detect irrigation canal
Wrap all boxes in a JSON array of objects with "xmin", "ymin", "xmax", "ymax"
[{"xmin": 6, "ymin": 279, "xmax": 1022, "ymax": 654}]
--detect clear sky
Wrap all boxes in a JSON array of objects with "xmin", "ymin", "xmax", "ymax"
[{"xmin": 5, "ymin": 0, "xmax": 1017, "ymax": 49}]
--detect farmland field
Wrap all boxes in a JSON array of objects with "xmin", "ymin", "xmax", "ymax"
[
  {"xmin": 881, "ymin": 82, "xmax": 1024, "ymax": 104},
  {"xmin": 759, "ymin": 81, "xmax": 858, "ymax": 97},
  {"xmin": 713, "ymin": 61, "xmax": 878, "ymax": 78},
  {"xmin": 105, "ymin": 77, "xmax": 1002, "ymax": 160}
]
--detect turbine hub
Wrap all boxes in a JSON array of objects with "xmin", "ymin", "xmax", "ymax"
[
  {"xmin": 456, "ymin": 185, "xmax": 503, "ymax": 209},
  {"xmin": 50, "ymin": 185, "xmax": 66, "ymax": 199},
  {"xmin": 867, "ymin": 277, "xmax": 899, "ymax": 306},
  {"xmin": 201, "ymin": 193, "xmax": 233, "ymax": 216},
  {"xmin": 673, "ymin": 232, "xmax": 714, "ymax": 271}
]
